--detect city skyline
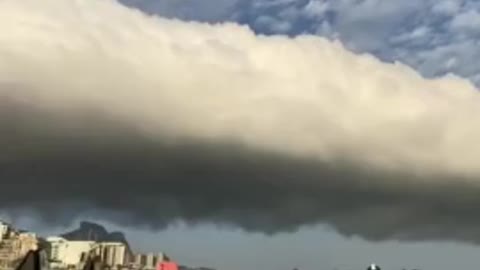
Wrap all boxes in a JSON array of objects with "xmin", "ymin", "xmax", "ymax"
[
  {"xmin": 0, "ymin": 219, "xmax": 173, "ymax": 270},
  {"xmin": 3, "ymin": 216, "xmax": 480, "ymax": 270}
]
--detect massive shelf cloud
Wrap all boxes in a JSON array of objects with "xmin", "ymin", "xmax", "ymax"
[{"xmin": 2, "ymin": 0, "xmax": 480, "ymax": 243}]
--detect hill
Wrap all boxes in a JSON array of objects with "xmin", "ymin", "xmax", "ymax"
[{"xmin": 61, "ymin": 221, "xmax": 130, "ymax": 246}]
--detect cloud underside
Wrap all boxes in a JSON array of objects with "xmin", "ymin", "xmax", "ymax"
[
  {"xmin": 2, "ymin": 0, "xmax": 480, "ymax": 244},
  {"xmin": 3, "ymin": 98, "xmax": 480, "ymax": 243}
]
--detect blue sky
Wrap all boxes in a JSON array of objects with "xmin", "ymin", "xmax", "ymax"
[{"xmin": 121, "ymin": 0, "xmax": 480, "ymax": 86}]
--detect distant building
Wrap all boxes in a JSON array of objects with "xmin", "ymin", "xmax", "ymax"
[
  {"xmin": 129, "ymin": 253, "xmax": 165, "ymax": 270},
  {"xmin": 46, "ymin": 237, "xmax": 96, "ymax": 269},
  {"xmin": 92, "ymin": 242, "xmax": 129, "ymax": 269},
  {"xmin": 134, "ymin": 254, "xmax": 142, "ymax": 266},
  {"xmin": 0, "ymin": 222, "xmax": 10, "ymax": 242},
  {"xmin": 46, "ymin": 236, "xmax": 134, "ymax": 270},
  {"xmin": 145, "ymin": 253, "xmax": 154, "ymax": 270},
  {"xmin": 156, "ymin": 254, "xmax": 165, "ymax": 263},
  {"xmin": 0, "ymin": 228, "xmax": 39, "ymax": 270},
  {"xmin": 129, "ymin": 253, "xmax": 143, "ymax": 269},
  {"xmin": 17, "ymin": 232, "xmax": 38, "ymax": 255}
]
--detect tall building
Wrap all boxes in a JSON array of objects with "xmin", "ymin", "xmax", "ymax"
[
  {"xmin": 157, "ymin": 253, "xmax": 165, "ymax": 263},
  {"xmin": 17, "ymin": 233, "xmax": 38, "ymax": 256},
  {"xmin": 132, "ymin": 253, "xmax": 145, "ymax": 268},
  {"xmin": 130, "ymin": 252, "xmax": 166, "ymax": 270},
  {"xmin": 93, "ymin": 242, "xmax": 129, "ymax": 269},
  {"xmin": 0, "ymin": 222, "xmax": 9, "ymax": 242},
  {"xmin": 46, "ymin": 237, "xmax": 132, "ymax": 270},
  {"xmin": 145, "ymin": 253, "xmax": 154, "ymax": 270},
  {"xmin": 46, "ymin": 236, "xmax": 96, "ymax": 269},
  {"xmin": 0, "ymin": 229, "xmax": 39, "ymax": 270}
]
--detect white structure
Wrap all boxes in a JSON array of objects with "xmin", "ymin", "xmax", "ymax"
[
  {"xmin": 132, "ymin": 253, "xmax": 143, "ymax": 268},
  {"xmin": 0, "ymin": 228, "xmax": 39, "ymax": 270},
  {"xmin": 145, "ymin": 253, "xmax": 155, "ymax": 269},
  {"xmin": 17, "ymin": 232, "xmax": 39, "ymax": 254},
  {"xmin": 157, "ymin": 253, "xmax": 165, "ymax": 263},
  {"xmin": 46, "ymin": 237, "xmax": 130, "ymax": 270},
  {"xmin": 0, "ymin": 222, "xmax": 9, "ymax": 242},
  {"xmin": 93, "ymin": 242, "xmax": 129, "ymax": 269},
  {"xmin": 131, "ymin": 252, "xmax": 165, "ymax": 270},
  {"xmin": 47, "ymin": 237, "xmax": 96, "ymax": 269}
]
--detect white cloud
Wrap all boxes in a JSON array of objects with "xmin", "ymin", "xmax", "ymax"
[
  {"xmin": 2, "ymin": 0, "xmax": 480, "ymax": 179},
  {"xmin": 303, "ymin": 0, "xmax": 329, "ymax": 18},
  {"xmin": 432, "ymin": 0, "xmax": 461, "ymax": 16},
  {"xmin": 389, "ymin": 26, "xmax": 431, "ymax": 44},
  {"xmin": 450, "ymin": 10, "xmax": 480, "ymax": 32}
]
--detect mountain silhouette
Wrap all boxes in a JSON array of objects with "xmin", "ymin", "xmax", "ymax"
[{"xmin": 61, "ymin": 221, "xmax": 129, "ymax": 246}]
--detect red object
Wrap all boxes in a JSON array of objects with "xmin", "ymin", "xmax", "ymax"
[{"xmin": 158, "ymin": 261, "xmax": 179, "ymax": 270}]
